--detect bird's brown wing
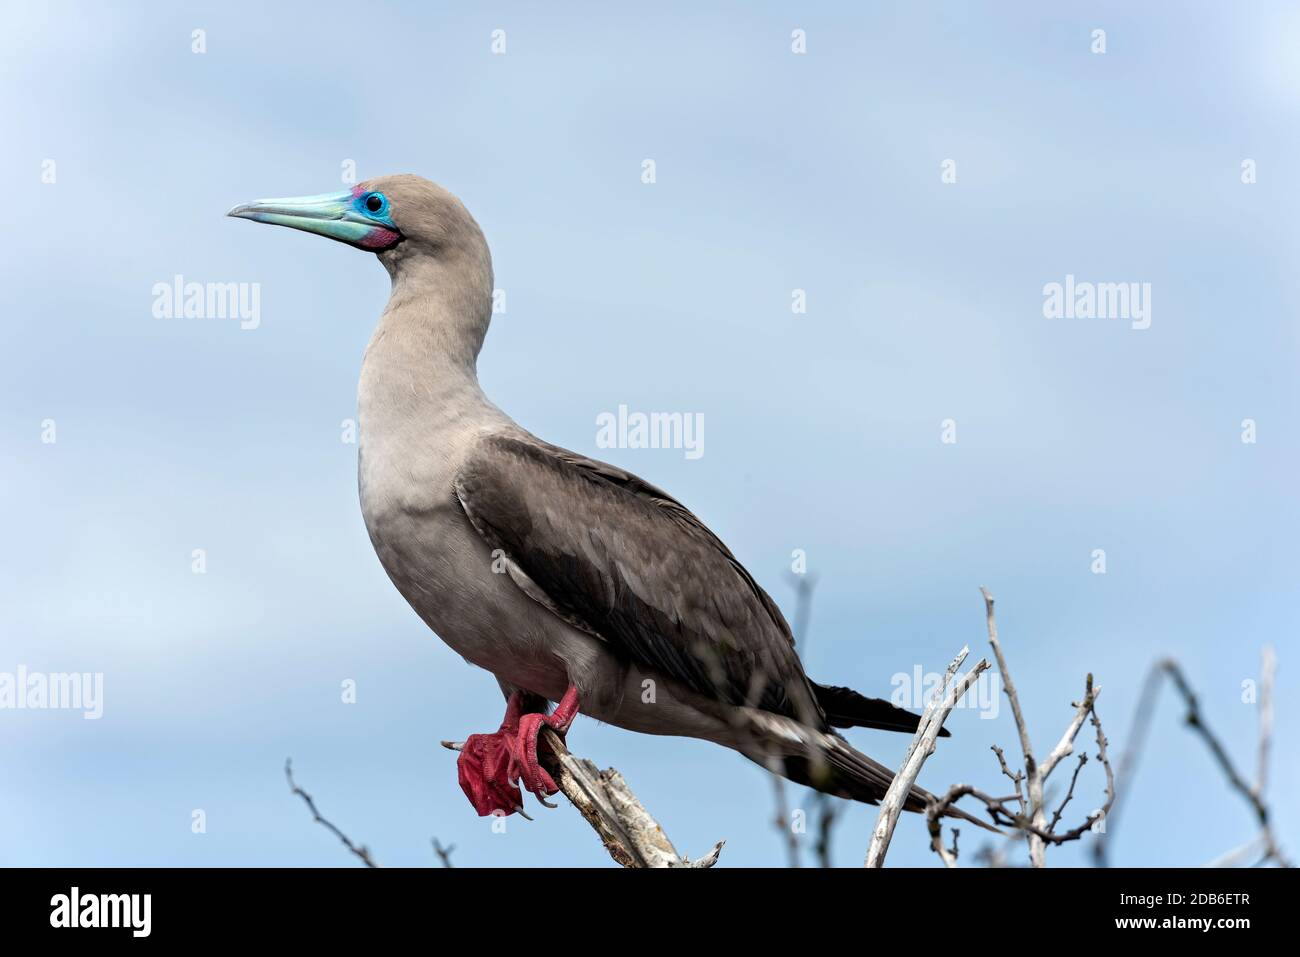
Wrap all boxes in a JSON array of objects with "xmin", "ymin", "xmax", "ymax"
[{"xmin": 454, "ymin": 431, "xmax": 824, "ymax": 725}]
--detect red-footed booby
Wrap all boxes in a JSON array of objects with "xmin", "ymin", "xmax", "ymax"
[{"xmin": 228, "ymin": 175, "xmax": 994, "ymax": 833}]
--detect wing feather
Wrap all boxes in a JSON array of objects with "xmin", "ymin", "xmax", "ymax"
[{"xmin": 455, "ymin": 432, "xmax": 823, "ymax": 724}]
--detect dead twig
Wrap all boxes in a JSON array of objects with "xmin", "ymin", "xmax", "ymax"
[
  {"xmin": 981, "ymin": 587, "xmax": 1046, "ymax": 866},
  {"xmin": 770, "ymin": 776, "xmax": 801, "ymax": 868},
  {"xmin": 933, "ymin": 591, "xmax": 1115, "ymax": 867},
  {"xmin": 1093, "ymin": 647, "xmax": 1289, "ymax": 868},
  {"xmin": 1048, "ymin": 754, "xmax": 1088, "ymax": 833},
  {"xmin": 284, "ymin": 758, "xmax": 378, "ymax": 868},
  {"xmin": 430, "ymin": 838, "xmax": 455, "ymax": 868},
  {"xmin": 977, "ymin": 588, "xmax": 1114, "ymax": 866},
  {"xmin": 812, "ymin": 792, "xmax": 843, "ymax": 868},
  {"xmin": 770, "ymin": 571, "xmax": 821, "ymax": 868}
]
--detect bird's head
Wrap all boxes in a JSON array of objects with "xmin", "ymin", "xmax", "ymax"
[
  {"xmin": 227, "ymin": 174, "xmax": 488, "ymax": 269},
  {"xmin": 228, "ymin": 174, "xmax": 494, "ymax": 359}
]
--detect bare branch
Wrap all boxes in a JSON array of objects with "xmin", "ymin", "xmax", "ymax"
[
  {"xmin": 1164, "ymin": 662, "xmax": 1262, "ymax": 822},
  {"xmin": 812, "ymin": 792, "xmax": 843, "ymax": 868},
  {"xmin": 284, "ymin": 758, "xmax": 378, "ymax": 868},
  {"xmin": 1096, "ymin": 651, "xmax": 1288, "ymax": 868},
  {"xmin": 926, "ymin": 797, "xmax": 962, "ymax": 869},
  {"xmin": 932, "ymin": 593, "xmax": 1118, "ymax": 867},
  {"xmin": 430, "ymin": 838, "xmax": 455, "ymax": 868},
  {"xmin": 770, "ymin": 776, "xmax": 801, "ymax": 868},
  {"xmin": 929, "ymin": 773, "xmax": 1111, "ymax": 855},
  {"xmin": 1093, "ymin": 656, "xmax": 1165, "ymax": 862},
  {"xmin": 1255, "ymin": 644, "xmax": 1276, "ymax": 800},
  {"xmin": 442, "ymin": 731, "xmax": 723, "ymax": 868},
  {"xmin": 980, "ymin": 587, "xmax": 1049, "ymax": 866},
  {"xmin": 991, "ymin": 743, "xmax": 1026, "ymax": 814},
  {"xmin": 981, "ymin": 588, "xmax": 1036, "ymax": 776},
  {"xmin": 865, "ymin": 645, "xmax": 990, "ymax": 867},
  {"xmin": 1091, "ymin": 697, "xmax": 1117, "ymax": 833},
  {"xmin": 771, "ymin": 572, "xmax": 823, "ymax": 868},
  {"xmin": 928, "ymin": 785, "xmax": 973, "ymax": 866},
  {"xmin": 1040, "ymin": 677, "xmax": 1100, "ymax": 782},
  {"xmin": 1196, "ymin": 644, "xmax": 1288, "ymax": 868},
  {"xmin": 785, "ymin": 572, "xmax": 818, "ymax": 654},
  {"xmin": 1048, "ymin": 754, "xmax": 1088, "ymax": 833},
  {"xmin": 1205, "ymin": 835, "xmax": 1267, "ymax": 869}
]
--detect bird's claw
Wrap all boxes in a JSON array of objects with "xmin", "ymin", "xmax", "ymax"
[{"xmin": 456, "ymin": 686, "xmax": 580, "ymax": 817}]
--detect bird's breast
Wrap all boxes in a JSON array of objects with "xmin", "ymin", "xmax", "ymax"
[{"xmin": 355, "ymin": 421, "xmax": 567, "ymax": 691}]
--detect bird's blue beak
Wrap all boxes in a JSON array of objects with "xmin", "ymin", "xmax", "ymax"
[{"xmin": 227, "ymin": 188, "xmax": 401, "ymax": 250}]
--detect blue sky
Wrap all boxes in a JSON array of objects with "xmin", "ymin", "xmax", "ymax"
[{"xmin": 2, "ymin": 1, "xmax": 1296, "ymax": 867}]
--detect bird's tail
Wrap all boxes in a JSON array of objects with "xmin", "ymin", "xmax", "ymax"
[
  {"xmin": 752, "ymin": 720, "xmax": 1000, "ymax": 835},
  {"xmin": 812, "ymin": 681, "xmax": 952, "ymax": 737}
]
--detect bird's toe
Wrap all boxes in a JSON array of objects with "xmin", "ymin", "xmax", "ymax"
[{"xmin": 457, "ymin": 731, "xmax": 524, "ymax": 816}]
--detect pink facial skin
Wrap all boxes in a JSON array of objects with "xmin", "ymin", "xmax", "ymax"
[
  {"xmin": 351, "ymin": 185, "xmax": 402, "ymax": 250},
  {"xmin": 359, "ymin": 227, "xmax": 401, "ymax": 250}
]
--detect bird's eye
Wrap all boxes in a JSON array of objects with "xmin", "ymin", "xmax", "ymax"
[{"xmin": 364, "ymin": 192, "xmax": 386, "ymax": 214}]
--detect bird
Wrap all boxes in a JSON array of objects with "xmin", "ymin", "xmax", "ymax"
[{"xmin": 228, "ymin": 174, "xmax": 994, "ymax": 833}]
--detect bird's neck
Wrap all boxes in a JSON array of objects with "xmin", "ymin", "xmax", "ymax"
[{"xmin": 358, "ymin": 253, "xmax": 500, "ymax": 434}]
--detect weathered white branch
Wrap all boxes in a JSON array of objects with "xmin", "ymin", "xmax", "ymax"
[
  {"xmin": 980, "ymin": 587, "xmax": 1050, "ymax": 866},
  {"xmin": 442, "ymin": 730, "xmax": 724, "ymax": 868},
  {"xmin": 864, "ymin": 645, "xmax": 990, "ymax": 867},
  {"xmin": 1039, "ymin": 686, "xmax": 1100, "ymax": 782},
  {"xmin": 925, "ymin": 682, "xmax": 1114, "ymax": 866},
  {"xmin": 982, "ymin": 588, "xmax": 1107, "ymax": 866},
  {"xmin": 919, "ymin": 591, "xmax": 1118, "ymax": 868}
]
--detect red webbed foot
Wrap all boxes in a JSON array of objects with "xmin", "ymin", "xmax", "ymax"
[
  {"xmin": 456, "ymin": 691, "xmax": 527, "ymax": 816},
  {"xmin": 456, "ymin": 686, "xmax": 580, "ymax": 817}
]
